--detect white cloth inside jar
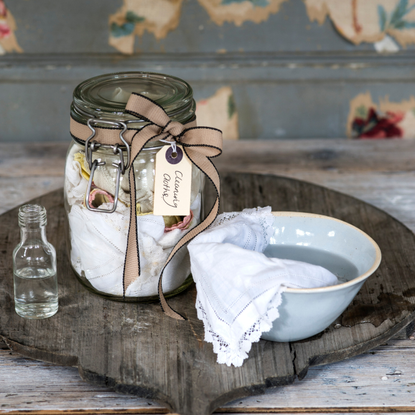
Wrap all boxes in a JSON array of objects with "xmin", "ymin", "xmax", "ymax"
[
  {"xmin": 68, "ymin": 194, "xmax": 201, "ymax": 296},
  {"xmin": 65, "ymin": 142, "xmax": 203, "ymax": 297}
]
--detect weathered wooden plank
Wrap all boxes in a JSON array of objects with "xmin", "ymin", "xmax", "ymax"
[
  {"xmin": 217, "ymin": 412, "xmax": 415, "ymax": 414},
  {"xmin": 3, "ymin": 140, "xmax": 415, "ymax": 223},
  {"xmin": 0, "ymin": 177, "xmax": 63, "ymax": 216},
  {"xmin": 4, "ymin": 140, "xmax": 415, "ymax": 229},
  {"xmin": 218, "ymin": 139, "xmax": 415, "ymax": 173},
  {"xmin": 0, "ymin": 143, "xmax": 67, "ymax": 178},
  {"xmin": 224, "ymin": 339, "xmax": 415, "ymax": 412},
  {"xmin": 5, "ymin": 172, "xmax": 415, "ymax": 234},
  {"xmin": 1, "ymin": 340, "xmax": 415, "ymax": 413},
  {"xmin": 3, "ymin": 139, "xmax": 415, "ymax": 177},
  {"xmin": 0, "ymin": 350, "xmax": 166, "ymax": 413},
  {"xmin": 2, "ymin": 52, "xmax": 415, "ymax": 141}
]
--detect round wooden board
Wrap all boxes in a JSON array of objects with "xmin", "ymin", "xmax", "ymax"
[{"xmin": 1, "ymin": 172, "xmax": 415, "ymax": 415}]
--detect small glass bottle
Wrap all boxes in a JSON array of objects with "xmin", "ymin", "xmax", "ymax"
[{"xmin": 13, "ymin": 204, "xmax": 59, "ymax": 319}]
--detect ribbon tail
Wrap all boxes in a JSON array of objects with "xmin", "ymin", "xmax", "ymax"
[
  {"xmin": 123, "ymin": 126, "xmax": 167, "ymax": 295},
  {"xmin": 158, "ymin": 147, "xmax": 221, "ymax": 320},
  {"xmin": 123, "ymin": 154, "xmax": 140, "ymax": 295}
]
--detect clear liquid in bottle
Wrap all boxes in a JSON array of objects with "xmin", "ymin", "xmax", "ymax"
[
  {"xmin": 13, "ymin": 204, "xmax": 59, "ymax": 319},
  {"xmin": 14, "ymin": 267, "xmax": 58, "ymax": 319}
]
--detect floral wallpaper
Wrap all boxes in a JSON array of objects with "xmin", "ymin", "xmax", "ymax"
[
  {"xmin": 348, "ymin": 92, "xmax": 415, "ymax": 139},
  {"xmin": 197, "ymin": 0, "xmax": 288, "ymax": 26},
  {"xmin": 0, "ymin": 0, "xmax": 22, "ymax": 54},
  {"xmin": 196, "ymin": 87, "xmax": 239, "ymax": 140},
  {"xmin": 109, "ymin": 0, "xmax": 288, "ymax": 51},
  {"xmin": 1, "ymin": 0, "xmax": 413, "ymax": 141},
  {"xmin": 109, "ymin": 0, "xmax": 184, "ymax": 54},
  {"xmin": 107, "ymin": 0, "xmax": 415, "ymax": 54},
  {"xmin": 304, "ymin": 0, "xmax": 415, "ymax": 48}
]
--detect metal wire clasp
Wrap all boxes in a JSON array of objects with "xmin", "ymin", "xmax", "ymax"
[{"xmin": 84, "ymin": 119, "xmax": 130, "ymax": 214}]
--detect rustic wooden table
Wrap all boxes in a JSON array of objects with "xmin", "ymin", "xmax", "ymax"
[{"xmin": 1, "ymin": 139, "xmax": 415, "ymax": 414}]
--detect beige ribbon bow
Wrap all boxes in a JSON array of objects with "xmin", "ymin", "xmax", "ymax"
[{"xmin": 70, "ymin": 93, "xmax": 223, "ymax": 320}]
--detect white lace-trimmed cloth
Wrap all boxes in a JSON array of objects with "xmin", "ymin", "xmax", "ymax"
[{"xmin": 188, "ymin": 206, "xmax": 339, "ymax": 367}]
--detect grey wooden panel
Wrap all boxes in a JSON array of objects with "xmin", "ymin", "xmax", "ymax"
[{"xmin": 0, "ymin": 53, "xmax": 414, "ymax": 141}]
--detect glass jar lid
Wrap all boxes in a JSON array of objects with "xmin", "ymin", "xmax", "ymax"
[{"xmin": 71, "ymin": 72, "xmax": 196, "ymax": 125}]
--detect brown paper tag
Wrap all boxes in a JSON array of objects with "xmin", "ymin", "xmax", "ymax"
[{"xmin": 153, "ymin": 144, "xmax": 192, "ymax": 216}]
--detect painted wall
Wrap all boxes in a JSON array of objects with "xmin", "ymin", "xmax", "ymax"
[{"xmin": 1, "ymin": 0, "xmax": 415, "ymax": 141}]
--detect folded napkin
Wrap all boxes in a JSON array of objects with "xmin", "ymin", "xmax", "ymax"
[{"xmin": 188, "ymin": 206, "xmax": 338, "ymax": 367}]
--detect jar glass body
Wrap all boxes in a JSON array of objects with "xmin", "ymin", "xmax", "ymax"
[{"xmin": 64, "ymin": 72, "xmax": 204, "ymax": 301}]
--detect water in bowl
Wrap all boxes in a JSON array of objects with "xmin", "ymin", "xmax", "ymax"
[{"xmin": 263, "ymin": 245, "xmax": 359, "ymax": 284}]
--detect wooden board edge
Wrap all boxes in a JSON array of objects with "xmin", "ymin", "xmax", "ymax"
[
  {"xmin": 79, "ymin": 364, "xmax": 298, "ymax": 415},
  {"xmin": 293, "ymin": 314, "xmax": 415, "ymax": 380},
  {"xmin": 0, "ymin": 411, "xmax": 168, "ymax": 415},
  {"xmin": 213, "ymin": 407, "xmax": 415, "ymax": 413},
  {"xmin": 78, "ymin": 365, "xmax": 175, "ymax": 414},
  {"xmin": 2, "ymin": 408, "xmax": 415, "ymax": 415},
  {"xmin": 0, "ymin": 335, "xmax": 78, "ymax": 367},
  {"xmin": 209, "ymin": 374, "xmax": 297, "ymax": 415}
]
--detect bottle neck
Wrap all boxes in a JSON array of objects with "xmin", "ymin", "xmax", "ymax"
[
  {"xmin": 18, "ymin": 204, "xmax": 48, "ymax": 245},
  {"xmin": 19, "ymin": 225, "xmax": 48, "ymax": 245}
]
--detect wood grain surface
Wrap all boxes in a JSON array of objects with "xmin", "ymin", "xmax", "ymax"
[
  {"xmin": 2, "ymin": 339, "xmax": 415, "ymax": 414},
  {"xmin": 1, "ymin": 170, "xmax": 415, "ymax": 414},
  {"xmin": 1, "ymin": 139, "xmax": 415, "ymax": 414}
]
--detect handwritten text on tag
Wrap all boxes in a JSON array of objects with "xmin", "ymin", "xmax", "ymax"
[{"xmin": 153, "ymin": 145, "xmax": 192, "ymax": 216}]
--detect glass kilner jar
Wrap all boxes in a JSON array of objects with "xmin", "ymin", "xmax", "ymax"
[{"xmin": 65, "ymin": 72, "xmax": 204, "ymax": 301}]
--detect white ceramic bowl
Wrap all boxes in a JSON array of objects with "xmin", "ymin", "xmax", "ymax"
[{"xmin": 261, "ymin": 212, "xmax": 382, "ymax": 343}]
